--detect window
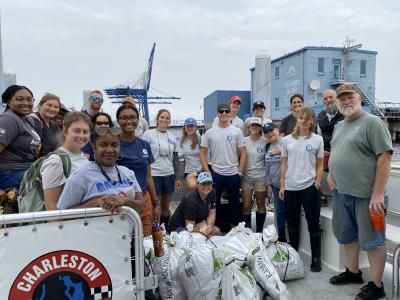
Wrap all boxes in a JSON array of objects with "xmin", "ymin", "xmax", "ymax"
[
  {"xmin": 360, "ymin": 60, "xmax": 366, "ymax": 76},
  {"xmin": 275, "ymin": 66, "xmax": 279, "ymax": 79},
  {"xmin": 318, "ymin": 58, "xmax": 324, "ymax": 73},
  {"xmin": 274, "ymin": 97, "xmax": 279, "ymax": 109}
]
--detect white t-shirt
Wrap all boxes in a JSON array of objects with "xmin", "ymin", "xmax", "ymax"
[
  {"xmin": 201, "ymin": 125, "xmax": 246, "ymax": 176},
  {"xmin": 243, "ymin": 136, "xmax": 267, "ymax": 180},
  {"xmin": 181, "ymin": 136, "xmax": 201, "ymax": 174},
  {"xmin": 142, "ymin": 129, "xmax": 177, "ymax": 176},
  {"xmin": 212, "ymin": 116, "xmax": 244, "ymax": 132},
  {"xmin": 41, "ymin": 147, "xmax": 88, "ymax": 189},
  {"xmin": 281, "ymin": 133, "xmax": 324, "ymax": 191},
  {"xmin": 135, "ymin": 117, "xmax": 149, "ymax": 137}
]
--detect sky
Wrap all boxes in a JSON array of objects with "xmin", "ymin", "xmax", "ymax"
[{"xmin": 1, "ymin": 0, "xmax": 399, "ymax": 120}]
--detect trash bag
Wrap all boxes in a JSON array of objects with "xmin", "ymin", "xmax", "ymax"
[
  {"xmin": 262, "ymin": 225, "xmax": 278, "ymax": 246},
  {"xmin": 152, "ymin": 245, "xmax": 187, "ymax": 300},
  {"xmin": 174, "ymin": 230, "xmax": 207, "ymax": 250},
  {"xmin": 178, "ymin": 244, "xmax": 223, "ymax": 300},
  {"xmin": 265, "ymin": 242, "xmax": 304, "ymax": 281},
  {"xmin": 246, "ymin": 246, "xmax": 290, "ymax": 300},
  {"xmin": 218, "ymin": 264, "xmax": 260, "ymax": 300}
]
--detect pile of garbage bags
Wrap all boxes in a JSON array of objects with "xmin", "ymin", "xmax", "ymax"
[{"xmin": 143, "ymin": 224, "xmax": 305, "ymax": 300}]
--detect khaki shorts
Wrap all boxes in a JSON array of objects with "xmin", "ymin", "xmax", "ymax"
[{"xmin": 241, "ymin": 178, "xmax": 267, "ymax": 192}]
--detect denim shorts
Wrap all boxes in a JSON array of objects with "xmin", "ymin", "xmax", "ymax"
[
  {"xmin": 0, "ymin": 169, "xmax": 26, "ymax": 189},
  {"xmin": 331, "ymin": 189, "xmax": 386, "ymax": 251},
  {"xmin": 153, "ymin": 175, "xmax": 176, "ymax": 195}
]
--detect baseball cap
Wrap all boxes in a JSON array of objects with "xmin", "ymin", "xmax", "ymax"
[
  {"xmin": 197, "ymin": 172, "xmax": 213, "ymax": 184},
  {"xmin": 217, "ymin": 103, "xmax": 230, "ymax": 112},
  {"xmin": 336, "ymin": 84, "xmax": 358, "ymax": 97},
  {"xmin": 229, "ymin": 96, "xmax": 241, "ymax": 104},
  {"xmin": 248, "ymin": 117, "xmax": 262, "ymax": 126},
  {"xmin": 263, "ymin": 122, "xmax": 278, "ymax": 132},
  {"xmin": 252, "ymin": 101, "xmax": 266, "ymax": 110},
  {"xmin": 121, "ymin": 96, "xmax": 137, "ymax": 106},
  {"xmin": 184, "ymin": 117, "xmax": 197, "ymax": 126},
  {"xmin": 59, "ymin": 103, "xmax": 70, "ymax": 113}
]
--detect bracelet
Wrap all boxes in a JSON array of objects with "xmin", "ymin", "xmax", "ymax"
[{"xmin": 152, "ymin": 201, "xmax": 160, "ymax": 207}]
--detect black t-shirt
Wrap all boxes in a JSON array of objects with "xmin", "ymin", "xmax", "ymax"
[
  {"xmin": 168, "ymin": 189, "xmax": 216, "ymax": 232},
  {"xmin": 34, "ymin": 112, "xmax": 61, "ymax": 156},
  {"xmin": 279, "ymin": 114, "xmax": 297, "ymax": 136}
]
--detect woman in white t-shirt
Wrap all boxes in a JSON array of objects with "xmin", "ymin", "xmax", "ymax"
[
  {"xmin": 40, "ymin": 112, "xmax": 91, "ymax": 210},
  {"xmin": 279, "ymin": 107, "xmax": 324, "ymax": 272},
  {"xmin": 180, "ymin": 117, "xmax": 202, "ymax": 191},
  {"xmin": 143, "ymin": 109, "xmax": 181, "ymax": 228},
  {"xmin": 241, "ymin": 117, "xmax": 267, "ymax": 232}
]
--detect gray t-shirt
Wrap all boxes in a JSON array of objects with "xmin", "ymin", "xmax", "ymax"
[
  {"xmin": 201, "ymin": 125, "xmax": 246, "ymax": 176},
  {"xmin": 212, "ymin": 116, "xmax": 244, "ymax": 132},
  {"xmin": 0, "ymin": 110, "xmax": 42, "ymax": 170},
  {"xmin": 243, "ymin": 116, "xmax": 272, "ymax": 136},
  {"xmin": 282, "ymin": 133, "xmax": 324, "ymax": 191},
  {"xmin": 57, "ymin": 161, "xmax": 142, "ymax": 209},
  {"xmin": 329, "ymin": 113, "xmax": 393, "ymax": 198},
  {"xmin": 181, "ymin": 136, "xmax": 201, "ymax": 174},
  {"xmin": 243, "ymin": 136, "xmax": 267, "ymax": 180},
  {"xmin": 265, "ymin": 139, "xmax": 283, "ymax": 188},
  {"xmin": 142, "ymin": 129, "xmax": 177, "ymax": 176},
  {"xmin": 135, "ymin": 117, "xmax": 149, "ymax": 137}
]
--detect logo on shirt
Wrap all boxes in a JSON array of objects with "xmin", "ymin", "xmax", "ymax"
[
  {"xmin": 142, "ymin": 149, "xmax": 149, "ymax": 158},
  {"xmin": 8, "ymin": 250, "xmax": 112, "ymax": 300},
  {"xmin": 257, "ymin": 147, "xmax": 263, "ymax": 153},
  {"xmin": 305, "ymin": 144, "xmax": 313, "ymax": 152},
  {"xmin": 226, "ymin": 135, "xmax": 233, "ymax": 142},
  {"xmin": 96, "ymin": 178, "xmax": 133, "ymax": 193},
  {"xmin": 0, "ymin": 128, "xmax": 5, "ymax": 136}
]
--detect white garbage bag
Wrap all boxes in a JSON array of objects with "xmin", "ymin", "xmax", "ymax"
[
  {"xmin": 262, "ymin": 225, "xmax": 278, "ymax": 246},
  {"xmin": 218, "ymin": 264, "xmax": 260, "ymax": 300},
  {"xmin": 178, "ymin": 244, "xmax": 223, "ymax": 300},
  {"xmin": 152, "ymin": 245, "xmax": 187, "ymax": 300},
  {"xmin": 246, "ymin": 246, "xmax": 290, "ymax": 300},
  {"xmin": 175, "ymin": 230, "xmax": 207, "ymax": 250},
  {"xmin": 265, "ymin": 242, "xmax": 304, "ymax": 281}
]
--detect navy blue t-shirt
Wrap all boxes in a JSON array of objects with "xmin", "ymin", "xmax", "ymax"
[
  {"xmin": 81, "ymin": 141, "xmax": 94, "ymax": 161},
  {"xmin": 117, "ymin": 137, "xmax": 155, "ymax": 193}
]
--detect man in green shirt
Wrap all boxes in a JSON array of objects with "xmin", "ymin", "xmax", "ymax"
[{"xmin": 327, "ymin": 83, "xmax": 392, "ymax": 300}]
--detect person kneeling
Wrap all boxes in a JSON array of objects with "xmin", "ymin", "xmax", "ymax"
[{"xmin": 168, "ymin": 172, "xmax": 220, "ymax": 237}]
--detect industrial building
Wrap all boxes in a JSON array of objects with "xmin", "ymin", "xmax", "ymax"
[{"xmin": 203, "ymin": 90, "xmax": 251, "ymax": 126}]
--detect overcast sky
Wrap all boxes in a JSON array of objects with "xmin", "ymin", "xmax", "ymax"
[{"xmin": 1, "ymin": 0, "xmax": 399, "ymax": 120}]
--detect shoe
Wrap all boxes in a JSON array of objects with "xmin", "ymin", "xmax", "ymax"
[
  {"xmin": 310, "ymin": 257, "xmax": 321, "ymax": 272},
  {"xmin": 329, "ymin": 267, "xmax": 364, "ymax": 285},
  {"xmin": 355, "ymin": 281, "xmax": 385, "ymax": 299},
  {"xmin": 310, "ymin": 232, "xmax": 322, "ymax": 272}
]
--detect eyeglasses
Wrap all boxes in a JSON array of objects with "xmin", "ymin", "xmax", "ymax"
[
  {"xmin": 95, "ymin": 121, "xmax": 110, "ymax": 126},
  {"xmin": 94, "ymin": 127, "xmax": 121, "ymax": 136},
  {"xmin": 90, "ymin": 95, "xmax": 104, "ymax": 103},
  {"xmin": 199, "ymin": 181, "xmax": 213, "ymax": 186},
  {"xmin": 218, "ymin": 109, "xmax": 230, "ymax": 114},
  {"xmin": 118, "ymin": 115, "xmax": 138, "ymax": 121},
  {"xmin": 12, "ymin": 96, "xmax": 35, "ymax": 103}
]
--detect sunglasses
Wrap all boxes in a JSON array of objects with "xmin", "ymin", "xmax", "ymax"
[
  {"xmin": 90, "ymin": 95, "xmax": 104, "ymax": 103},
  {"xmin": 94, "ymin": 127, "xmax": 121, "ymax": 136},
  {"xmin": 218, "ymin": 109, "xmax": 230, "ymax": 114},
  {"xmin": 95, "ymin": 121, "xmax": 109, "ymax": 126}
]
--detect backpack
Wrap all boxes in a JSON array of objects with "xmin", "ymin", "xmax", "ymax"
[{"xmin": 18, "ymin": 149, "xmax": 72, "ymax": 213}]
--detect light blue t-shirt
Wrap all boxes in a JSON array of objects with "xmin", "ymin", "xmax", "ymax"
[{"xmin": 57, "ymin": 161, "xmax": 142, "ymax": 209}]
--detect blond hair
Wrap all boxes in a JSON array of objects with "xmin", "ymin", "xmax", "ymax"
[
  {"xmin": 292, "ymin": 107, "xmax": 316, "ymax": 139},
  {"xmin": 180, "ymin": 126, "xmax": 200, "ymax": 149}
]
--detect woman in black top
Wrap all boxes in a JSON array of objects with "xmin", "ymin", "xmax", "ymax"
[{"xmin": 279, "ymin": 93, "xmax": 304, "ymax": 136}]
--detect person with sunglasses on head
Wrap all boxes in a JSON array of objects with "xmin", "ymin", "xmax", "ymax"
[
  {"xmin": 180, "ymin": 117, "xmax": 202, "ymax": 191},
  {"xmin": 82, "ymin": 90, "xmax": 104, "ymax": 119},
  {"xmin": 279, "ymin": 94, "xmax": 304, "ymax": 136},
  {"xmin": 200, "ymin": 103, "xmax": 246, "ymax": 229},
  {"xmin": 0, "ymin": 85, "xmax": 42, "ymax": 210},
  {"xmin": 120, "ymin": 96, "xmax": 149, "ymax": 137},
  {"xmin": 81, "ymin": 112, "xmax": 113, "ymax": 161},
  {"xmin": 57, "ymin": 126, "xmax": 144, "ymax": 215},
  {"xmin": 243, "ymin": 101, "xmax": 272, "ymax": 137},
  {"xmin": 212, "ymin": 96, "xmax": 244, "ymax": 131},
  {"xmin": 143, "ymin": 109, "xmax": 181, "ymax": 229},
  {"xmin": 168, "ymin": 172, "xmax": 220, "ymax": 236},
  {"xmin": 241, "ymin": 117, "xmax": 267, "ymax": 232},
  {"xmin": 116, "ymin": 104, "xmax": 158, "ymax": 237},
  {"xmin": 263, "ymin": 122, "xmax": 286, "ymax": 242},
  {"xmin": 40, "ymin": 112, "xmax": 91, "ymax": 210},
  {"xmin": 32, "ymin": 93, "xmax": 62, "ymax": 156}
]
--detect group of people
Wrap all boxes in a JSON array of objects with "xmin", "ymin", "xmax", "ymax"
[{"xmin": 0, "ymin": 81, "xmax": 392, "ymax": 299}]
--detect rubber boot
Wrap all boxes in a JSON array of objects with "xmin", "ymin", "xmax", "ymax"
[
  {"xmin": 288, "ymin": 230, "xmax": 299, "ymax": 251},
  {"xmin": 310, "ymin": 232, "xmax": 322, "ymax": 272},
  {"xmin": 256, "ymin": 212, "xmax": 266, "ymax": 233},
  {"xmin": 160, "ymin": 215, "xmax": 170, "ymax": 230},
  {"xmin": 241, "ymin": 214, "xmax": 251, "ymax": 228}
]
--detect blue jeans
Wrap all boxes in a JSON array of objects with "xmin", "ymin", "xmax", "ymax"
[
  {"xmin": 272, "ymin": 185, "xmax": 287, "ymax": 242},
  {"xmin": 0, "ymin": 169, "xmax": 26, "ymax": 189},
  {"xmin": 211, "ymin": 171, "xmax": 241, "ymax": 226}
]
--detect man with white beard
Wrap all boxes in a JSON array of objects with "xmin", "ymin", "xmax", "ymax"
[
  {"xmin": 317, "ymin": 89, "xmax": 344, "ymax": 151},
  {"xmin": 327, "ymin": 84, "xmax": 392, "ymax": 300}
]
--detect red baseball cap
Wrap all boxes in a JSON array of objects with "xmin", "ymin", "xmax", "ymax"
[{"xmin": 229, "ymin": 96, "xmax": 241, "ymax": 104}]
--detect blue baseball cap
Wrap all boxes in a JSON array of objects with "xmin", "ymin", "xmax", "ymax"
[
  {"xmin": 263, "ymin": 122, "xmax": 278, "ymax": 132},
  {"xmin": 184, "ymin": 117, "xmax": 197, "ymax": 126},
  {"xmin": 197, "ymin": 172, "xmax": 213, "ymax": 184}
]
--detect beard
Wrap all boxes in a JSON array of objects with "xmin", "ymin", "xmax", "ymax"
[
  {"xmin": 338, "ymin": 101, "xmax": 362, "ymax": 117},
  {"xmin": 325, "ymin": 103, "xmax": 338, "ymax": 115}
]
